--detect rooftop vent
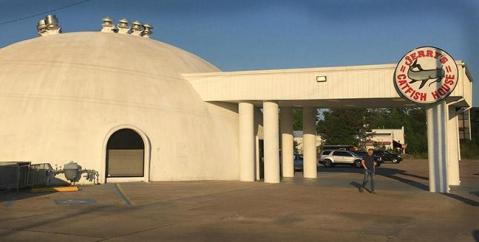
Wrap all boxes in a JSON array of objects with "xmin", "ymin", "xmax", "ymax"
[
  {"xmin": 117, "ymin": 18, "xmax": 129, "ymax": 34},
  {"xmin": 101, "ymin": 17, "xmax": 117, "ymax": 33},
  {"xmin": 130, "ymin": 20, "xmax": 143, "ymax": 36},
  {"xmin": 36, "ymin": 19, "xmax": 47, "ymax": 35},
  {"xmin": 99, "ymin": 17, "xmax": 153, "ymax": 38},
  {"xmin": 141, "ymin": 24, "xmax": 153, "ymax": 38},
  {"xmin": 37, "ymin": 15, "xmax": 61, "ymax": 36}
]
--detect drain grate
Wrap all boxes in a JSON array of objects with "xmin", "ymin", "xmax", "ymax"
[{"xmin": 54, "ymin": 199, "xmax": 96, "ymax": 205}]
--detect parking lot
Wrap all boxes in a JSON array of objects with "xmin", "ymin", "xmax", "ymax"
[{"xmin": 1, "ymin": 159, "xmax": 478, "ymax": 242}]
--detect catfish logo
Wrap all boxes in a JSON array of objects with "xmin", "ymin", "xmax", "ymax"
[{"xmin": 394, "ymin": 46, "xmax": 458, "ymax": 104}]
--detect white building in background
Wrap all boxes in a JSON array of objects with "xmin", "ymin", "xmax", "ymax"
[
  {"xmin": 0, "ymin": 15, "xmax": 473, "ymax": 193},
  {"xmin": 365, "ymin": 127, "xmax": 405, "ymax": 151}
]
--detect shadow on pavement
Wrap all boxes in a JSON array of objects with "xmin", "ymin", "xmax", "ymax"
[
  {"xmin": 0, "ymin": 204, "xmax": 110, "ymax": 238},
  {"xmin": 349, "ymin": 181, "xmax": 372, "ymax": 193},
  {"xmin": 319, "ymin": 166, "xmax": 429, "ymax": 191},
  {"xmin": 0, "ymin": 190, "xmax": 56, "ymax": 204},
  {"xmin": 1, "ymin": 177, "xmax": 70, "ymax": 203},
  {"xmin": 473, "ymin": 230, "xmax": 479, "ymax": 242},
  {"xmin": 444, "ymin": 193, "xmax": 479, "ymax": 207},
  {"xmin": 349, "ymin": 181, "xmax": 361, "ymax": 189},
  {"xmin": 321, "ymin": 166, "xmax": 479, "ymax": 207}
]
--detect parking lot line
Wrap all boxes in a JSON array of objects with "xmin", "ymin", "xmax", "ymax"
[{"xmin": 113, "ymin": 183, "xmax": 134, "ymax": 206}]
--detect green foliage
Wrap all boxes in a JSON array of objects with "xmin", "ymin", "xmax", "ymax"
[
  {"xmin": 294, "ymin": 106, "xmax": 477, "ymax": 158},
  {"xmin": 315, "ymin": 107, "xmax": 428, "ymax": 155},
  {"xmin": 292, "ymin": 108, "xmax": 303, "ymax": 130},
  {"xmin": 316, "ymin": 108, "xmax": 368, "ymax": 146},
  {"xmin": 403, "ymin": 108, "xmax": 427, "ymax": 154},
  {"xmin": 470, "ymin": 107, "xmax": 479, "ymax": 146},
  {"xmin": 460, "ymin": 107, "xmax": 479, "ymax": 159},
  {"xmin": 364, "ymin": 108, "xmax": 428, "ymax": 155}
]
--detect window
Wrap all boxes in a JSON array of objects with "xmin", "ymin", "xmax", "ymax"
[
  {"xmin": 106, "ymin": 128, "xmax": 144, "ymax": 177},
  {"xmin": 334, "ymin": 151, "xmax": 351, "ymax": 157}
]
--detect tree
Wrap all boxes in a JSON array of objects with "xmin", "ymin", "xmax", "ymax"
[
  {"xmin": 366, "ymin": 108, "xmax": 427, "ymax": 154},
  {"xmin": 402, "ymin": 108, "xmax": 427, "ymax": 155},
  {"xmin": 292, "ymin": 108, "xmax": 303, "ymax": 130},
  {"xmin": 313, "ymin": 107, "xmax": 428, "ymax": 155},
  {"xmin": 470, "ymin": 107, "xmax": 479, "ymax": 145},
  {"xmin": 317, "ymin": 108, "xmax": 368, "ymax": 146},
  {"xmin": 460, "ymin": 107, "xmax": 479, "ymax": 158}
]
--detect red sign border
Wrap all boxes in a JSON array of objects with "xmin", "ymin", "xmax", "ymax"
[{"xmin": 393, "ymin": 46, "xmax": 459, "ymax": 104}]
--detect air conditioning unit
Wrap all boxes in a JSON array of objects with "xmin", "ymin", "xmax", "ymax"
[{"xmin": 0, "ymin": 162, "xmax": 31, "ymax": 191}]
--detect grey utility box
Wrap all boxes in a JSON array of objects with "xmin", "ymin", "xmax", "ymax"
[{"xmin": 0, "ymin": 162, "xmax": 31, "ymax": 191}]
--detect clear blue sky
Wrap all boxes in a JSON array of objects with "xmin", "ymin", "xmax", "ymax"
[{"xmin": 0, "ymin": 0, "xmax": 477, "ymax": 106}]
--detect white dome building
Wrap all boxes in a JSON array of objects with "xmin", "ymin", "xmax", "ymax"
[
  {"xmin": 0, "ymin": 16, "xmax": 473, "ymax": 192},
  {"xmin": 0, "ymin": 28, "xmax": 241, "ymax": 183}
]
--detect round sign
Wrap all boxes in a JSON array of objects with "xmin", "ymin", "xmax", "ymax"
[{"xmin": 394, "ymin": 46, "xmax": 458, "ymax": 104}]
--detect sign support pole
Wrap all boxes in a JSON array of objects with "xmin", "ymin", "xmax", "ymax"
[{"xmin": 426, "ymin": 101, "xmax": 449, "ymax": 193}]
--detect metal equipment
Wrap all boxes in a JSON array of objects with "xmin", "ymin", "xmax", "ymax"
[{"xmin": 0, "ymin": 162, "xmax": 31, "ymax": 191}]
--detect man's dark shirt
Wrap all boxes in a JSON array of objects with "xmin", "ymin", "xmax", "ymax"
[{"xmin": 364, "ymin": 155, "xmax": 375, "ymax": 171}]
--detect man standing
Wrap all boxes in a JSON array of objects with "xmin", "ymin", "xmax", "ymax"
[{"xmin": 360, "ymin": 148, "xmax": 376, "ymax": 193}]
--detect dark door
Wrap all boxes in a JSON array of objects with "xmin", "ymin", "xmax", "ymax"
[{"xmin": 106, "ymin": 129, "xmax": 144, "ymax": 177}]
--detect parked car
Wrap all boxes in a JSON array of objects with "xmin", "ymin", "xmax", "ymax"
[
  {"xmin": 353, "ymin": 151, "xmax": 383, "ymax": 166},
  {"xmin": 319, "ymin": 150, "xmax": 363, "ymax": 168},
  {"xmin": 374, "ymin": 150, "xmax": 403, "ymax": 163},
  {"xmin": 294, "ymin": 154, "xmax": 303, "ymax": 171},
  {"xmin": 319, "ymin": 150, "xmax": 333, "ymax": 162},
  {"xmin": 294, "ymin": 154, "xmax": 321, "ymax": 171}
]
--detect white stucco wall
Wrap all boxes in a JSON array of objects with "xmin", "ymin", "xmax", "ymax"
[{"xmin": 0, "ymin": 32, "xmax": 240, "ymax": 184}]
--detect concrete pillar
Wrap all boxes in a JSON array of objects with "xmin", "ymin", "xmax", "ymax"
[
  {"xmin": 302, "ymin": 107, "xmax": 317, "ymax": 179},
  {"xmin": 263, "ymin": 101, "xmax": 280, "ymax": 183},
  {"xmin": 280, "ymin": 107, "xmax": 294, "ymax": 178},
  {"xmin": 426, "ymin": 101, "xmax": 449, "ymax": 193},
  {"xmin": 447, "ymin": 105, "xmax": 460, "ymax": 186},
  {"xmin": 239, "ymin": 102, "xmax": 255, "ymax": 182}
]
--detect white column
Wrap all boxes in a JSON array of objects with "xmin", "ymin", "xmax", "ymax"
[
  {"xmin": 426, "ymin": 101, "xmax": 449, "ymax": 193},
  {"xmin": 447, "ymin": 105, "xmax": 460, "ymax": 186},
  {"xmin": 280, "ymin": 107, "xmax": 294, "ymax": 178},
  {"xmin": 302, "ymin": 107, "xmax": 317, "ymax": 179},
  {"xmin": 239, "ymin": 102, "xmax": 255, "ymax": 182},
  {"xmin": 263, "ymin": 101, "xmax": 280, "ymax": 183}
]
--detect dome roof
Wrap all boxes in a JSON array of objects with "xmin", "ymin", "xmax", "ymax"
[
  {"xmin": 0, "ymin": 32, "xmax": 219, "ymax": 114},
  {"xmin": 0, "ymin": 32, "xmax": 240, "ymax": 183},
  {"xmin": 0, "ymin": 32, "xmax": 219, "ymax": 75}
]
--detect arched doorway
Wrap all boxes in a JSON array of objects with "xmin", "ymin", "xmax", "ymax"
[{"xmin": 106, "ymin": 128, "xmax": 145, "ymax": 178}]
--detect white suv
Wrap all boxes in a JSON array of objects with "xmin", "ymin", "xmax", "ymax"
[{"xmin": 319, "ymin": 150, "xmax": 363, "ymax": 168}]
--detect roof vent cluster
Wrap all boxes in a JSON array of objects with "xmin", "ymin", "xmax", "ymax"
[
  {"xmin": 101, "ymin": 17, "xmax": 153, "ymax": 38},
  {"xmin": 37, "ymin": 15, "xmax": 61, "ymax": 36}
]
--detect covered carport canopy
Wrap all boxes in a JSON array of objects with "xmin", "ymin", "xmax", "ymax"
[
  {"xmin": 184, "ymin": 62, "xmax": 473, "ymax": 193},
  {"xmin": 184, "ymin": 62, "xmax": 472, "ymax": 108}
]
